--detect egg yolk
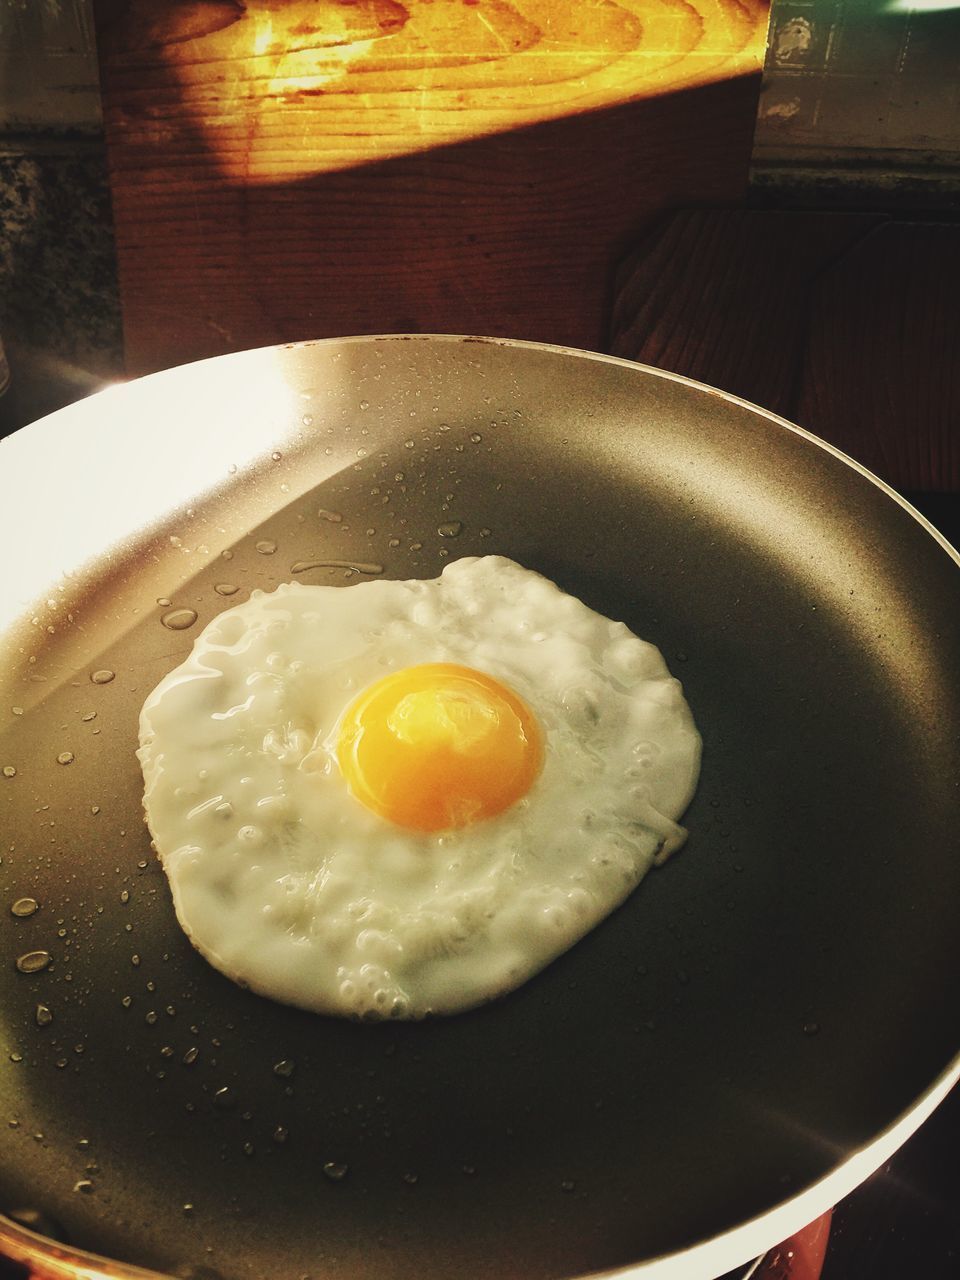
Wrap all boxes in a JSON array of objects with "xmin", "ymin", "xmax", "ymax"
[{"xmin": 336, "ymin": 663, "xmax": 543, "ymax": 832}]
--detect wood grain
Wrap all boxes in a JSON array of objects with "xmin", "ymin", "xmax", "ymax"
[
  {"xmin": 610, "ymin": 208, "xmax": 884, "ymax": 416},
  {"xmin": 609, "ymin": 210, "xmax": 960, "ymax": 493},
  {"xmin": 798, "ymin": 221, "xmax": 960, "ymax": 492},
  {"xmin": 94, "ymin": 0, "xmax": 769, "ymax": 374},
  {"xmin": 98, "ymin": 0, "xmax": 766, "ymax": 181}
]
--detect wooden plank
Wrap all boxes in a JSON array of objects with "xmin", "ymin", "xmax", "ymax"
[
  {"xmin": 93, "ymin": 0, "xmax": 769, "ymax": 374},
  {"xmin": 798, "ymin": 221, "xmax": 960, "ymax": 492},
  {"xmin": 609, "ymin": 208, "xmax": 884, "ymax": 417},
  {"xmin": 609, "ymin": 209, "xmax": 960, "ymax": 493}
]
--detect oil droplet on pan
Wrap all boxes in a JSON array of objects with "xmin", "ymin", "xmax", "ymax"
[
  {"xmin": 16, "ymin": 951, "xmax": 52, "ymax": 974},
  {"xmin": 291, "ymin": 560, "xmax": 383, "ymax": 577},
  {"xmin": 35, "ymin": 1005, "xmax": 53, "ymax": 1027},
  {"xmin": 317, "ymin": 509, "xmax": 342, "ymax": 523},
  {"xmin": 437, "ymin": 521, "xmax": 462, "ymax": 539},
  {"xmin": 90, "ymin": 670, "xmax": 115, "ymax": 685},
  {"xmin": 256, "ymin": 540, "xmax": 277, "ymax": 555},
  {"xmin": 11, "ymin": 898, "xmax": 39, "ymax": 919},
  {"xmin": 2, "ymin": 766, "xmax": 15, "ymax": 779},
  {"xmin": 322, "ymin": 1161, "xmax": 348, "ymax": 1182},
  {"xmin": 214, "ymin": 583, "xmax": 239, "ymax": 597},
  {"xmin": 57, "ymin": 752, "xmax": 74, "ymax": 766},
  {"xmin": 161, "ymin": 609, "xmax": 198, "ymax": 631}
]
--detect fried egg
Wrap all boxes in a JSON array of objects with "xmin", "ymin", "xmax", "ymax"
[{"xmin": 137, "ymin": 556, "xmax": 701, "ymax": 1019}]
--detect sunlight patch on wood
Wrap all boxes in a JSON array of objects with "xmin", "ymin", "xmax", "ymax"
[{"xmin": 101, "ymin": 0, "xmax": 769, "ymax": 184}]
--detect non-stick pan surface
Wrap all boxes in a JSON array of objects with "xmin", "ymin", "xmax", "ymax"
[{"xmin": 1, "ymin": 336, "xmax": 958, "ymax": 1280}]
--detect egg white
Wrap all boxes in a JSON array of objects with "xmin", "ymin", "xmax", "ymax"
[{"xmin": 137, "ymin": 556, "xmax": 701, "ymax": 1019}]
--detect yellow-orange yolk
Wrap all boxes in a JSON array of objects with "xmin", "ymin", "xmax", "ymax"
[{"xmin": 336, "ymin": 663, "xmax": 543, "ymax": 832}]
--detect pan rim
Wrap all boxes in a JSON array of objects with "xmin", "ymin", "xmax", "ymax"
[
  {"xmin": 0, "ymin": 1057, "xmax": 957, "ymax": 1279},
  {"xmin": 2, "ymin": 332, "xmax": 958, "ymax": 569},
  {"xmin": 1, "ymin": 332, "xmax": 958, "ymax": 1280}
]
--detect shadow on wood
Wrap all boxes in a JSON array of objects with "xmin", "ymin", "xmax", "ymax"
[{"xmin": 93, "ymin": 0, "xmax": 767, "ymax": 374}]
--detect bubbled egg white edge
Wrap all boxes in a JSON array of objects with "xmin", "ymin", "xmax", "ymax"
[{"xmin": 135, "ymin": 557, "xmax": 702, "ymax": 1019}]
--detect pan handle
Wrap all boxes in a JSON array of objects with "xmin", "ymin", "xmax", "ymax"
[{"xmin": 748, "ymin": 1209, "xmax": 833, "ymax": 1280}]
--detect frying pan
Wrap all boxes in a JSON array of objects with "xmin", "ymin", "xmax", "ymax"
[{"xmin": 0, "ymin": 335, "xmax": 958, "ymax": 1280}]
